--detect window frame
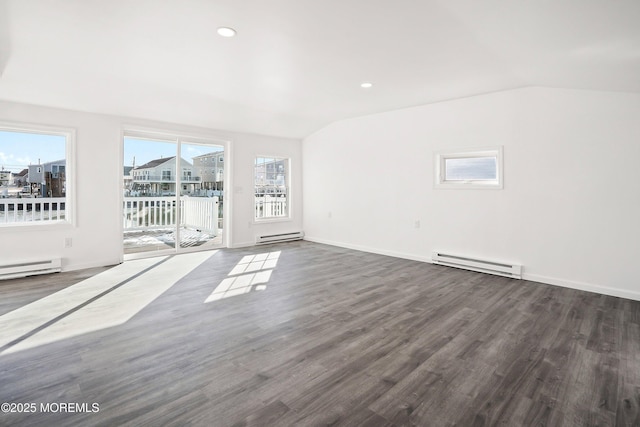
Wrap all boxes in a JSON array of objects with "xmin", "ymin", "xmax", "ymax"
[
  {"xmin": 434, "ymin": 146, "xmax": 503, "ymax": 190},
  {"xmin": 254, "ymin": 155, "xmax": 291, "ymax": 222},
  {"xmin": 0, "ymin": 121, "xmax": 76, "ymax": 229}
]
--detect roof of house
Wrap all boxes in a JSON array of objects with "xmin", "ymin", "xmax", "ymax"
[
  {"xmin": 15, "ymin": 169, "xmax": 28, "ymax": 177},
  {"xmin": 192, "ymin": 151, "xmax": 224, "ymax": 160},
  {"xmin": 134, "ymin": 157, "xmax": 176, "ymax": 170}
]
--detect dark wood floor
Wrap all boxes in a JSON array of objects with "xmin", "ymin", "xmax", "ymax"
[{"xmin": 1, "ymin": 241, "xmax": 639, "ymax": 426}]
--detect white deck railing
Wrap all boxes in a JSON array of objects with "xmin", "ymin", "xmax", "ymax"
[
  {"xmin": 0, "ymin": 198, "xmax": 66, "ymax": 223},
  {"xmin": 181, "ymin": 197, "xmax": 218, "ymax": 233},
  {"xmin": 123, "ymin": 196, "xmax": 218, "ymax": 235},
  {"xmin": 255, "ymin": 195, "xmax": 287, "ymax": 219}
]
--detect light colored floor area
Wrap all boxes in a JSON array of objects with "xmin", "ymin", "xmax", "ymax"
[{"xmin": 0, "ymin": 251, "xmax": 216, "ymax": 355}]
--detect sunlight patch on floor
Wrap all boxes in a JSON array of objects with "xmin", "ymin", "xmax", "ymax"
[
  {"xmin": 0, "ymin": 257, "xmax": 164, "ymax": 350},
  {"xmin": 1, "ymin": 251, "xmax": 216, "ymax": 355},
  {"xmin": 205, "ymin": 251, "xmax": 280, "ymax": 303},
  {"xmin": 229, "ymin": 251, "xmax": 280, "ymax": 276}
]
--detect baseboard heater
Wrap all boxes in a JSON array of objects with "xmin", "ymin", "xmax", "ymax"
[
  {"xmin": 256, "ymin": 231, "xmax": 304, "ymax": 245},
  {"xmin": 432, "ymin": 252, "xmax": 522, "ymax": 279},
  {"xmin": 0, "ymin": 258, "xmax": 62, "ymax": 280}
]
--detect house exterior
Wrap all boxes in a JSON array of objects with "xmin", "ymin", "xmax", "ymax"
[
  {"xmin": 0, "ymin": 169, "xmax": 11, "ymax": 186},
  {"xmin": 192, "ymin": 151, "xmax": 224, "ymax": 194},
  {"xmin": 123, "ymin": 166, "xmax": 133, "ymax": 195},
  {"xmin": 12, "ymin": 169, "xmax": 28, "ymax": 186},
  {"xmin": 27, "ymin": 160, "xmax": 66, "ymax": 197},
  {"xmin": 130, "ymin": 156, "xmax": 200, "ymax": 196}
]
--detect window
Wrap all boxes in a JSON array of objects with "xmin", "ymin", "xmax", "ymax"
[
  {"xmin": 162, "ymin": 170, "xmax": 171, "ymax": 180},
  {"xmin": 255, "ymin": 156, "xmax": 289, "ymax": 219},
  {"xmin": 435, "ymin": 147, "xmax": 503, "ymax": 189},
  {"xmin": 0, "ymin": 124, "xmax": 75, "ymax": 226}
]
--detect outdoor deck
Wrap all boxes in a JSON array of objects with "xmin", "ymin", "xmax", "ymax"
[{"xmin": 123, "ymin": 227, "xmax": 223, "ymax": 254}]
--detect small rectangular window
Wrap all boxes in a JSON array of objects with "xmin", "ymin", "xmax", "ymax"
[
  {"xmin": 255, "ymin": 156, "xmax": 289, "ymax": 220},
  {"xmin": 435, "ymin": 147, "xmax": 503, "ymax": 189}
]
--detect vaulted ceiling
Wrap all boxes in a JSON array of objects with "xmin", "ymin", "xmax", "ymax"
[{"xmin": 1, "ymin": 0, "xmax": 639, "ymax": 138}]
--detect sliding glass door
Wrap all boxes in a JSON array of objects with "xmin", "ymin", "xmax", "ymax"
[
  {"xmin": 178, "ymin": 141, "xmax": 224, "ymax": 250},
  {"xmin": 123, "ymin": 135, "xmax": 225, "ymax": 257}
]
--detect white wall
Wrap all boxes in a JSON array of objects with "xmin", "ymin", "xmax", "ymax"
[
  {"xmin": 230, "ymin": 132, "xmax": 303, "ymax": 247},
  {"xmin": 0, "ymin": 101, "xmax": 302, "ymax": 271},
  {"xmin": 302, "ymin": 87, "xmax": 640, "ymax": 301}
]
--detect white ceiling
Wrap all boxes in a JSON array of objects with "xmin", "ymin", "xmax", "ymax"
[{"xmin": 1, "ymin": 0, "xmax": 639, "ymax": 139}]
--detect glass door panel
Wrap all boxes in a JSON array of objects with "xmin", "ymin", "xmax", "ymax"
[
  {"xmin": 178, "ymin": 142, "xmax": 224, "ymax": 250},
  {"xmin": 123, "ymin": 137, "xmax": 178, "ymax": 256}
]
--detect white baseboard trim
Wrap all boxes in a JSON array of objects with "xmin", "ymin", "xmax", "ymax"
[
  {"xmin": 522, "ymin": 273, "xmax": 640, "ymax": 302},
  {"xmin": 304, "ymin": 236, "xmax": 640, "ymax": 302},
  {"xmin": 303, "ymin": 236, "xmax": 432, "ymax": 264}
]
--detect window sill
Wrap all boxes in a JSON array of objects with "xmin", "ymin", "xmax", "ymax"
[
  {"xmin": 0, "ymin": 221, "xmax": 75, "ymax": 232},
  {"xmin": 253, "ymin": 217, "xmax": 293, "ymax": 225},
  {"xmin": 434, "ymin": 182, "xmax": 503, "ymax": 190}
]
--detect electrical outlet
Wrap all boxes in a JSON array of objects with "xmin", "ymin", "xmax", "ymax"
[
  {"xmin": 414, "ymin": 220, "xmax": 421, "ymax": 229},
  {"xmin": 328, "ymin": 211, "xmax": 332, "ymax": 219},
  {"xmin": 64, "ymin": 237, "xmax": 72, "ymax": 248}
]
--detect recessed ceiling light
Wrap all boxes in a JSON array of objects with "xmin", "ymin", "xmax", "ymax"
[
  {"xmin": 217, "ymin": 27, "xmax": 236, "ymax": 38},
  {"xmin": 360, "ymin": 82, "xmax": 373, "ymax": 88}
]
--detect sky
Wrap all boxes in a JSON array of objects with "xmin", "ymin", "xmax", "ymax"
[
  {"xmin": 0, "ymin": 131, "xmax": 223, "ymax": 173},
  {"xmin": 0, "ymin": 131, "xmax": 66, "ymax": 173}
]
